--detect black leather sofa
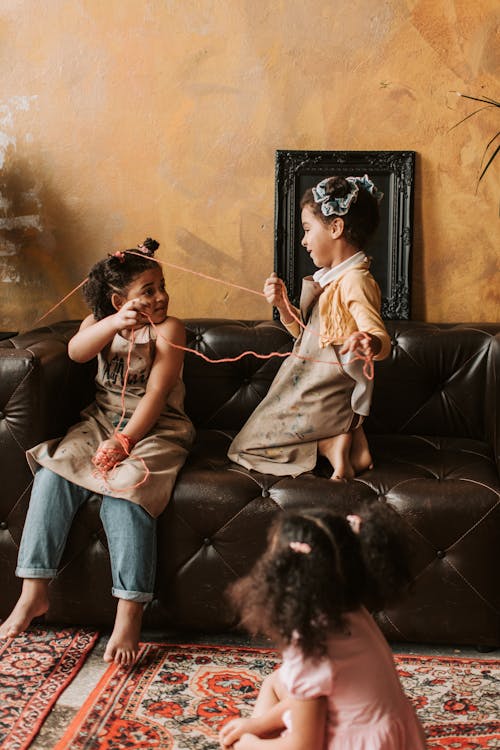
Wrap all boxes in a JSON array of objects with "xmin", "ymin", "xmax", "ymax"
[{"xmin": 1, "ymin": 319, "xmax": 499, "ymax": 647}]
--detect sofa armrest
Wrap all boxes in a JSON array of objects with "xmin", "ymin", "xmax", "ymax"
[
  {"xmin": 486, "ymin": 331, "xmax": 500, "ymax": 476},
  {"xmin": 0, "ymin": 322, "xmax": 94, "ymax": 554},
  {"xmin": 0, "ymin": 321, "xmax": 95, "ymax": 455}
]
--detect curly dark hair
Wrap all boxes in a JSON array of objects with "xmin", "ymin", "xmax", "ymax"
[
  {"xmin": 228, "ymin": 502, "xmax": 413, "ymax": 661},
  {"xmin": 300, "ymin": 176, "xmax": 380, "ymax": 249},
  {"xmin": 83, "ymin": 238, "xmax": 160, "ymax": 320}
]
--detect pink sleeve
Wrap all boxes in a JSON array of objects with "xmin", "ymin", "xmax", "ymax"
[{"xmin": 280, "ymin": 644, "xmax": 334, "ymax": 699}]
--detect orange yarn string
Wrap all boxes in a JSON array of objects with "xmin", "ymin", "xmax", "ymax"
[
  {"xmin": 147, "ymin": 318, "xmax": 374, "ymax": 376},
  {"xmin": 277, "ymin": 279, "xmax": 374, "ymax": 379},
  {"xmin": 32, "ymin": 277, "xmax": 89, "ymax": 327},
  {"xmin": 134, "ymin": 254, "xmax": 374, "ymax": 378},
  {"xmin": 28, "ymin": 251, "xmax": 374, "ymax": 377},
  {"xmin": 91, "ymin": 327, "xmax": 151, "ymax": 492},
  {"xmin": 127, "ymin": 254, "xmax": 374, "ymax": 375},
  {"xmin": 126, "ymin": 252, "xmax": 267, "ymax": 299},
  {"xmin": 32, "ymin": 254, "xmax": 375, "ymax": 490}
]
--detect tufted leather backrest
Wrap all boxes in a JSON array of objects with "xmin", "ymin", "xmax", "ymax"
[
  {"xmin": 1, "ymin": 319, "xmax": 499, "ymax": 458},
  {"xmin": 0, "ymin": 324, "xmax": 96, "ymax": 564},
  {"xmin": 1, "ymin": 319, "xmax": 499, "ymax": 641},
  {"xmin": 367, "ymin": 323, "xmax": 499, "ymax": 442},
  {"xmin": 182, "ymin": 320, "xmax": 291, "ymax": 430},
  {"xmin": 181, "ymin": 320, "xmax": 499, "ymax": 451}
]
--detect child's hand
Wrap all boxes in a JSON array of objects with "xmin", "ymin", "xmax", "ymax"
[
  {"xmin": 340, "ymin": 331, "xmax": 381, "ymax": 359},
  {"xmin": 93, "ymin": 437, "xmax": 127, "ymax": 472},
  {"xmin": 232, "ymin": 734, "xmax": 258, "ymax": 750},
  {"xmin": 219, "ymin": 717, "xmax": 260, "ymax": 748},
  {"xmin": 114, "ymin": 299, "xmax": 148, "ymax": 331},
  {"xmin": 263, "ymin": 273, "xmax": 288, "ymax": 308}
]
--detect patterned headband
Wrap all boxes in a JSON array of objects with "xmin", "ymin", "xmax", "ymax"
[{"xmin": 312, "ymin": 174, "xmax": 384, "ymax": 217}]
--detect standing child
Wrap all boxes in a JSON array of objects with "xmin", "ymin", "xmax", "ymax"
[
  {"xmin": 219, "ymin": 503, "xmax": 427, "ymax": 750},
  {"xmin": 0, "ymin": 238, "xmax": 195, "ymax": 666},
  {"xmin": 228, "ymin": 175, "xmax": 391, "ymax": 480}
]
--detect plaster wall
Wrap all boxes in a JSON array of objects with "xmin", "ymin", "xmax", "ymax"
[{"xmin": 0, "ymin": 0, "xmax": 498, "ymax": 330}]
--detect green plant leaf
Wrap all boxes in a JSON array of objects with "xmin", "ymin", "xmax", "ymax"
[
  {"xmin": 478, "ymin": 143, "xmax": 500, "ymax": 184},
  {"xmin": 480, "ymin": 131, "xmax": 500, "ymax": 168},
  {"xmin": 457, "ymin": 93, "xmax": 499, "ymax": 107},
  {"xmin": 449, "ymin": 104, "xmax": 495, "ymax": 131}
]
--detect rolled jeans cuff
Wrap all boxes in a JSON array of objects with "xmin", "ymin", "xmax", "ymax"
[
  {"xmin": 112, "ymin": 587, "xmax": 153, "ymax": 603},
  {"xmin": 16, "ymin": 567, "xmax": 56, "ymax": 579}
]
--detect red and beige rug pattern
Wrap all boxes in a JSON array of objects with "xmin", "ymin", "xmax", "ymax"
[
  {"xmin": 0, "ymin": 626, "xmax": 98, "ymax": 750},
  {"xmin": 55, "ymin": 643, "xmax": 500, "ymax": 750}
]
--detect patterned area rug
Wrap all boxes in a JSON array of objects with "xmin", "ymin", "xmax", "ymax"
[
  {"xmin": 0, "ymin": 627, "xmax": 98, "ymax": 750},
  {"xmin": 55, "ymin": 643, "xmax": 500, "ymax": 750}
]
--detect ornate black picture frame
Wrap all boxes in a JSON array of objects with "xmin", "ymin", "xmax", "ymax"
[{"xmin": 274, "ymin": 150, "xmax": 415, "ymax": 319}]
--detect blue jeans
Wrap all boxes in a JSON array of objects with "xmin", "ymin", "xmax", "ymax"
[{"xmin": 16, "ymin": 468, "xmax": 157, "ymax": 603}]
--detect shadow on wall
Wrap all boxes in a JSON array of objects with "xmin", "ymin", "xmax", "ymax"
[
  {"xmin": 174, "ymin": 209, "xmax": 272, "ymax": 320},
  {"xmin": 0, "ymin": 154, "xmax": 88, "ymax": 332}
]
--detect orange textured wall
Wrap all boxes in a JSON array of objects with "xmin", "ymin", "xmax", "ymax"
[{"xmin": 1, "ymin": 0, "xmax": 498, "ymax": 330}]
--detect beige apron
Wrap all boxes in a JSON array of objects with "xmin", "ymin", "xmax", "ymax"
[
  {"xmin": 228, "ymin": 278, "xmax": 372, "ymax": 477},
  {"xmin": 27, "ymin": 324, "xmax": 195, "ymax": 517}
]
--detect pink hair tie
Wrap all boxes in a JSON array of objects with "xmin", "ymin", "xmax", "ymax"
[
  {"xmin": 346, "ymin": 514, "xmax": 362, "ymax": 534},
  {"xmin": 289, "ymin": 541, "xmax": 312, "ymax": 555},
  {"xmin": 108, "ymin": 250, "xmax": 125, "ymax": 262}
]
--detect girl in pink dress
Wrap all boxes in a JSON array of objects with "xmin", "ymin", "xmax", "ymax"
[{"xmin": 219, "ymin": 503, "xmax": 427, "ymax": 750}]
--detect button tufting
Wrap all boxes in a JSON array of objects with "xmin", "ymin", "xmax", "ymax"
[
  {"xmin": 261, "ymin": 488, "xmax": 270, "ymax": 498},
  {"xmin": 203, "ymin": 537, "xmax": 211, "ymax": 546},
  {"xmin": 436, "ymin": 550, "xmax": 446, "ymax": 559},
  {"xmin": 0, "ymin": 521, "xmax": 7, "ymax": 530},
  {"xmin": 195, "ymin": 334, "xmax": 203, "ymax": 342},
  {"xmin": 0, "ymin": 411, "xmax": 4, "ymax": 419}
]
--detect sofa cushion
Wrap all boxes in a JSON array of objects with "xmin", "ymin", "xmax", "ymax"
[
  {"xmin": 153, "ymin": 429, "xmax": 500, "ymax": 645},
  {"xmin": 1, "ymin": 319, "xmax": 499, "ymax": 646}
]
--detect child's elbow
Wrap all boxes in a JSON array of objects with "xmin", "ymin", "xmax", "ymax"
[
  {"xmin": 68, "ymin": 353, "xmax": 88, "ymax": 364},
  {"xmin": 67, "ymin": 343, "xmax": 91, "ymax": 363}
]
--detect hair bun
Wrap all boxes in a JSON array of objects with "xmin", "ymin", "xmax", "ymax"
[
  {"xmin": 323, "ymin": 176, "xmax": 351, "ymax": 199},
  {"xmin": 139, "ymin": 237, "xmax": 160, "ymax": 256}
]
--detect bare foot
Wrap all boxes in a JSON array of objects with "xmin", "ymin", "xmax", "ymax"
[
  {"xmin": 350, "ymin": 426, "xmax": 373, "ymax": 474},
  {"xmin": 0, "ymin": 579, "xmax": 49, "ymax": 639},
  {"xmin": 318, "ymin": 433, "xmax": 354, "ymax": 481},
  {"xmin": 103, "ymin": 599, "xmax": 144, "ymax": 667}
]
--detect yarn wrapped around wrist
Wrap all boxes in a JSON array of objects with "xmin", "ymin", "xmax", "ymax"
[{"xmin": 114, "ymin": 432, "xmax": 136, "ymax": 455}]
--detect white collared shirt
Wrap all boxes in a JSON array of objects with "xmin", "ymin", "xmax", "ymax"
[{"xmin": 312, "ymin": 251, "xmax": 368, "ymax": 288}]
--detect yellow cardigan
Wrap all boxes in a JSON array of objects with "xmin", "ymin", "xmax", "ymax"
[{"xmin": 283, "ymin": 265, "xmax": 391, "ymax": 361}]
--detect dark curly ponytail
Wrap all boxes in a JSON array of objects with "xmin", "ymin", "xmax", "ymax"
[
  {"xmin": 228, "ymin": 502, "xmax": 413, "ymax": 660},
  {"xmin": 83, "ymin": 238, "xmax": 160, "ymax": 320}
]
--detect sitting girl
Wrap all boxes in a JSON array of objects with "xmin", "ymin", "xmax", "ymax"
[
  {"xmin": 219, "ymin": 502, "xmax": 427, "ymax": 749},
  {"xmin": 0, "ymin": 238, "xmax": 195, "ymax": 666},
  {"xmin": 228, "ymin": 175, "xmax": 391, "ymax": 480}
]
